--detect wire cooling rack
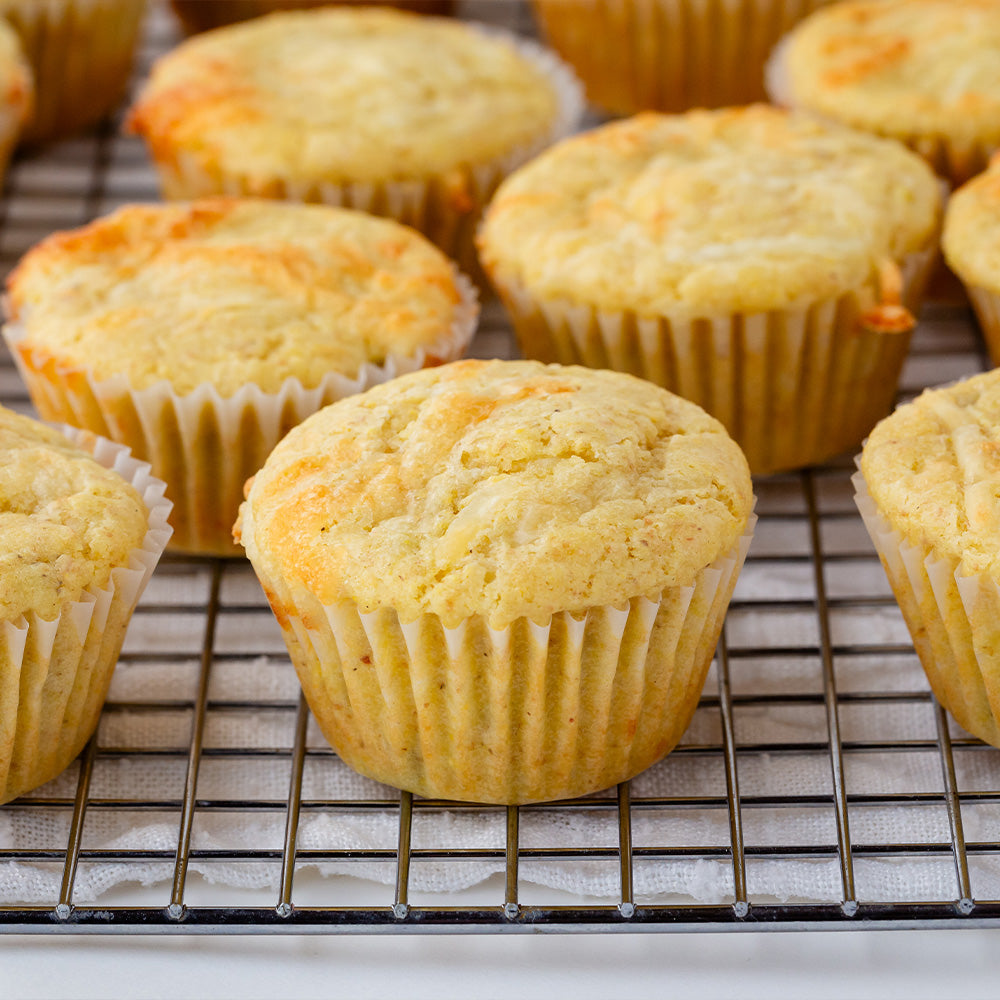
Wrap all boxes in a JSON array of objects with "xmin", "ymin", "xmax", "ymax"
[{"xmin": 3, "ymin": 0, "xmax": 1000, "ymax": 936}]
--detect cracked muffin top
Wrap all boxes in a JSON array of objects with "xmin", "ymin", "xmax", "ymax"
[
  {"xmin": 5, "ymin": 197, "xmax": 470, "ymax": 396},
  {"xmin": 127, "ymin": 6, "xmax": 562, "ymax": 187},
  {"xmin": 862, "ymin": 368, "xmax": 1000, "ymax": 580},
  {"xmin": 943, "ymin": 155, "xmax": 1000, "ymax": 295},
  {"xmin": 236, "ymin": 358, "xmax": 754, "ymax": 629},
  {"xmin": 478, "ymin": 105, "xmax": 940, "ymax": 318},
  {"xmin": 774, "ymin": 0, "xmax": 1000, "ymax": 168},
  {"xmin": 0, "ymin": 404, "xmax": 148, "ymax": 622}
]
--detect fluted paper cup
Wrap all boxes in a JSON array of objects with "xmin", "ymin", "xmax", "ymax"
[
  {"xmin": 169, "ymin": 1, "xmax": 456, "ymax": 35},
  {"xmin": 256, "ymin": 516, "xmax": 755, "ymax": 805},
  {"xmin": 3, "ymin": 272, "xmax": 478, "ymax": 556},
  {"xmin": 0, "ymin": 91, "xmax": 25, "ymax": 179},
  {"xmin": 491, "ymin": 244, "xmax": 938, "ymax": 476},
  {"xmin": 0, "ymin": 0, "xmax": 144, "ymax": 144},
  {"xmin": 0, "ymin": 428, "xmax": 171, "ymax": 805},
  {"xmin": 533, "ymin": 0, "xmax": 835, "ymax": 115},
  {"xmin": 854, "ymin": 468, "xmax": 1000, "ymax": 748},
  {"xmin": 962, "ymin": 286, "xmax": 1000, "ymax": 367}
]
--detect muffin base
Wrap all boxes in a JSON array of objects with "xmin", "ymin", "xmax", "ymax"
[
  {"xmin": 255, "ymin": 518, "xmax": 755, "ymax": 805},
  {"xmin": 0, "ymin": 429, "xmax": 172, "ymax": 805},
  {"xmin": 0, "ymin": 0, "xmax": 145, "ymax": 145},
  {"xmin": 3, "ymin": 273, "xmax": 478, "ymax": 556},
  {"xmin": 490, "ymin": 245, "xmax": 938, "ymax": 477},
  {"xmin": 532, "ymin": 0, "xmax": 834, "ymax": 115},
  {"xmin": 854, "ymin": 469, "xmax": 1000, "ymax": 748}
]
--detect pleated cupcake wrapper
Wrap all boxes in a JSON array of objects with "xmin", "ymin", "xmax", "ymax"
[
  {"xmin": 146, "ymin": 28, "xmax": 584, "ymax": 281},
  {"xmin": 532, "ymin": 0, "xmax": 833, "ymax": 115},
  {"xmin": 0, "ymin": 0, "xmax": 144, "ymax": 144},
  {"xmin": 169, "ymin": 2, "xmax": 456, "ymax": 35},
  {"xmin": 0, "ymin": 97, "xmax": 25, "ymax": 180},
  {"xmin": 262, "ymin": 515, "xmax": 756, "ymax": 805},
  {"xmin": 0, "ymin": 427, "xmax": 172, "ymax": 805},
  {"xmin": 963, "ymin": 285, "xmax": 1000, "ymax": 368},
  {"xmin": 766, "ymin": 38, "xmax": 998, "ymax": 187},
  {"xmin": 853, "ymin": 469, "xmax": 1000, "ymax": 748},
  {"xmin": 490, "ymin": 244, "xmax": 937, "ymax": 476},
  {"xmin": 3, "ymin": 271, "xmax": 479, "ymax": 556}
]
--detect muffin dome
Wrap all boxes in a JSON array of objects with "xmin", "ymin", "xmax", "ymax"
[
  {"xmin": 6, "ymin": 197, "xmax": 471, "ymax": 395},
  {"xmin": 861, "ymin": 369, "xmax": 1000, "ymax": 581},
  {"xmin": 238, "ymin": 358, "xmax": 753, "ymax": 629},
  {"xmin": 0, "ymin": 405, "xmax": 148, "ymax": 621},
  {"xmin": 771, "ymin": 0, "xmax": 1000, "ymax": 183},
  {"xmin": 479, "ymin": 105, "xmax": 941, "ymax": 319}
]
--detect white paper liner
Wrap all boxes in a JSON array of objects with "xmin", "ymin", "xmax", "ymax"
[
  {"xmin": 0, "ymin": 426, "xmax": 172, "ymax": 805},
  {"xmin": 490, "ymin": 242, "xmax": 938, "ymax": 476},
  {"xmin": 0, "ymin": 98, "xmax": 23, "ymax": 181},
  {"xmin": 2, "ymin": 269, "xmax": 478, "ymax": 556},
  {"xmin": 853, "ymin": 466, "xmax": 1000, "ymax": 748},
  {"xmin": 135, "ymin": 25, "xmax": 584, "ymax": 280},
  {"xmin": 534, "ymin": 0, "xmax": 833, "ymax": 114},
  {"xmin": 257, "ymin": 515, "xmax": 756, "ymax": 805},
  {"xmin": 766, "ymin": 35, "xmax": 999, "ymax": 186},
  {"xmin": 965, "ymin": 285, "xmax": 1000, "ymax": 367},
  {"xmin": 167, "ymin": 1, "xmax": 459, "ymax": 34},
  {"xmin": 1, "ymin": 0, "xmax": 144, "ymax": 145}
]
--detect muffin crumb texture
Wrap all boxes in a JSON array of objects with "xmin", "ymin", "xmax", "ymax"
[
  {"xmin": 240, "ymin": 359, "xmax": 753, "ymax": 629},
  {"xmin": 943, "ymin": 157, "xmax": 1000, "ymax": 295},
  {"xmin": 6, "ymin": 198, "xmax": 465, "ymax": 395},
  {"xmin": 0, "ymin": 405, "xmax": 147, "ymax": 621},
  {"xmin": 780, "ymin": 0, "xmax": 1000, "ymax": 154},
  {"xmin": 478, "ymin": 106, "xmax": 940, "ymax": 317},
  {"xmin": 127, "ymin": 7, "xmax": 560, "ymax": 186},
  {"xmin": 862, "ymin": 369, "xmax": 1000, "ymax": 580}
]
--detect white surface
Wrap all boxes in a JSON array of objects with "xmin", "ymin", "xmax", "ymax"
[{"xmin": 1, "ymin": 929, "xmax": 998, "ymax": 1000}]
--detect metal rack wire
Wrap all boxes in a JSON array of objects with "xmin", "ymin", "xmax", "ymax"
[{"xmin": 3, "ymin": 0, "xmax": 1000, "ymax": 935}]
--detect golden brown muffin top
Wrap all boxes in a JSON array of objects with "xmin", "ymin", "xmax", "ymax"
[
  {"xmin": 0, "ymin": 404, "xmax": 148, "ymax": 622},
  {"xmin": 127, "ymin": 7, "xmax": 561, "ymax": 186},
  {"xmin": 862, "ymin": 368, "xmax": 1000, "ymax": 580},
  {"xmin": 478, "ymin": 106, "xmax": 940, "ymax": 318},
  {"xmin": 943, "ymin": 154, "xmax": 1000, "ymax": 294},
  {"xmin": 6, "ymin": 198, "xmax": 470, "ymax": 396},
  {"xmin": 777, "ymin": 0, "xmax": 1000, "ymax": 150},
  {"xmin": 237, "ymin": 359, "xmax": 754, "ymax": 629}
]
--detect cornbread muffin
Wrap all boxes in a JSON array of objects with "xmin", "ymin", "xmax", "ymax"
[
  {"xmin": 856, "ymin": 369, "xmax": 1000, "ymax": 748},
  {"xmin": 236, "ymin": 358, "xmax": 755, "ymax": 804},
  {"xmin": 0, "ymin": 16, "xmax": 29, "ymax": 174},
  {"xmin": 769, "ymin": 0, "xmax": 1000, "ymax": 185},
  {"xmin": 169, "ymin": 0, "xmax": 454, "ymax": 35},
  {"xmin": 943, "ymin": 155, "xmax": 1000, "ymax": 364},
  {"xmin": 0, "ymin": 404, "xmax": 171, "ymax": 804},
  {"xmin": 126, "ymin": 7, "xmax": 582, "ymax": 279},
  {"xmin": 0, "ymin": 0, "xmax": 144, "ymax": 144},
  {"xmin": 4, "ymin": 197, "xmax": 478, "ymax": 555},
  {"xmin": 478, "ymin": 105, "xmax": 942, "ymax": 475},
  {"xmin": 533, "ymin": 0, "xmax": 835, "ymax": 114}
]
